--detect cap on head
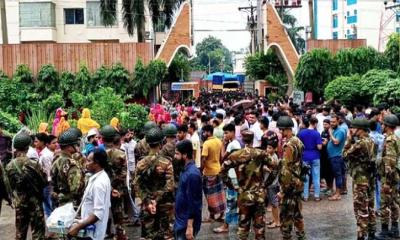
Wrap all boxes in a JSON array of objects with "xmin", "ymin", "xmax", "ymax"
[
  {"xmin": 145, "ymin": 127, "xmax": 164, "ymax": 145},
  {"xmin": 58, "ymin": 130, "xmax": 80, "ymax": 147},
  {"xmin": 383, "ymin": 114, "xmax": 399, "ymax": 128},
  {"xmin": 13, "ymin": 133, "xmax": 32, "ymax": 150},
  {"xmin": 68, "ymin": 127, "xmax": 83, "ymax": 138},
  {"xmin": 350, "ymin": 118, "xmax": 370, "ymax": 131},
  {"xmin": 241, "ymin": 130, "xmax": 254, "ymax": 143},
  {"xmin": 143, "ymin": 121, "xmax": 158, "ymax": 135},
  {"xmin": 277, "ymin": 116, "xmax": 294, "ymax": 129},
  {"xmin": 162, "ymin": 123, "xmax": 177, "ymax": 137},
  {"xmin": 100, "ymin": 125, "xmax": 118, "ymax": 139}
]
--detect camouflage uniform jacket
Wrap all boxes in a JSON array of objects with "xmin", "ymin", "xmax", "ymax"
[
  {"xmin": 133, "ymin": 150, "xmax": 174, "ymax": 204},
  {"xmin": 105, "ymin": 146, "xmax": 127, "ymax": 191},
  {"xmin": 221, "ymin": 146, "xmax": 274, "ymax": 205},
  {"xmin": 134, "ymin": 138, "xmax": 150, "ymax": 162},
  {"xmin": 279, "ymin": 136, "xmax": 304, "ymax": 195},
  {"xmin": 160, "ymin": 141, "xmax": 184, "ymax": 187},
  {"xmin": 6, "ymin": 156, "xmax": 47, "ymax": 207},
  {"xmin": 51, "ymin": 151, "xmax": 84, "ymax": 206},
  {"xmin": 343, "ymin": 136, "xmax": 375, "ymax": 185},
  {"xmin": 380, "ymin": 133, "xmax": 400, "ymax": 185},
  {"xmin": 0, "ymin": 162, "xmax": 12, "ymax": 209}
]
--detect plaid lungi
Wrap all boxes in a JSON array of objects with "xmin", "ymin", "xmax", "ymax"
[{"xmin": 203, "ymin": 175, "xmax": 226, "ymax": 215}]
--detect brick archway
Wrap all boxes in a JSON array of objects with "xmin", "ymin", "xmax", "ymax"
[{"xmin": 264, "ymin": 2, "xmax": 300, "ymax": 95}]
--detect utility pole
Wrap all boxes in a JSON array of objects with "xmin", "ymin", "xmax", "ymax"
[
  {"xmin": 0, "ymin": 0, "xmax": 8, "ymax": 44},
  {"xmin": 239, "ymin": 2, "xmax": 257, "ymax": 54}
]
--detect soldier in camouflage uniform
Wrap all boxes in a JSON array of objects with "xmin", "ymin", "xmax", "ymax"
[
  {"xmin": 343, "ymin": 119, "xmax": 377, "ymax": 240},
  {"xmin": 160, "ymin": 123, "xmax": 184, "ymax": 190},
  {"xmin": 133, "ymin": 127, "xmax": 175, "ymax": 240},
  {"xmin": 100, "ymin": 125, "xmax": 128, "ymax": 240},
  {"xmin": 377, "ymin": 114, "xmax": 400, "ymax": 239},
  {"xmin": 220, "ymin": 130, "xmax": 276, "ymax": 240},
  {"xmin": 276, "ymin": 116, "xmax": 306, "ymax": 240},
  {"xmin": 134, "ymin": 121, "xmax": 157, "ymax": 163},
  {"xmin": 6, "ymin": 133, "xmax": 47, "ymax": 240},
  {"xmin": 51, "ymin": 129, "xmax": 84, "ymax": 207}
]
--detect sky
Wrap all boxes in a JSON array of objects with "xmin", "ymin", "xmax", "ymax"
[{"xmin": 192, "ymin": 0, "xmax": 310, "ymax": 52}]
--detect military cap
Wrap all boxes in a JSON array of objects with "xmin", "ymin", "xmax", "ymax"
[
  {"xmin": 277, "ymin": 116, "xmax": 294, "ymax": 129},
  {"xmin": 58, "ymin": 130, "xmax": 80, "ymax": 146},
  {"xmin": 68, "ymin": 127, "xmax": 83, "ymax": 138},
  {"xmin": 350, "ymin": 118, "xmax": 370, "ymax": 130},
  {"xmin": 146, "ymin": 127, "xmax": 164, "ymax": 145},
  {"xmin": 383, "ymin": 114, "xmax": 399, "ymax": 128},
  {"xmin": 162, "ymin": 123, "xmax": 177, "ymax": 137},
  {"xmin": 13, "ymin": 133, "xmax": 32, "ymax": 150},
  {"xmin": 100, "ymin": 125, "xmax": 118, "ymax": 139},
  {"xmin": 143, "ymin": 121, "xmax": 158, "ymax": 135}
]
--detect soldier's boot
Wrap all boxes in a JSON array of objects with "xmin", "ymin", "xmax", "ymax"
[
  {"xmin": 389, "ymin": 222, "xmax": 400, "ymax": 239},
  {"xmin": 375, "ymin": 224, "xmax": 390, "ymax": 240}
]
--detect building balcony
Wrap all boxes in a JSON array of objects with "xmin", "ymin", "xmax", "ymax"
[{"xmin": 20, "ymin": 28, "xmax": 57, "ymax": 42}]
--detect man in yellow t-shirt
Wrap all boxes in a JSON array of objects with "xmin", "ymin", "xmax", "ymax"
[{"xmin": 201, "ymin": 124, "xmax": 226, "ymax": 221}]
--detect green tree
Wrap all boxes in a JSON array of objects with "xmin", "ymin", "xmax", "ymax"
[
  {"xmin": 166, "ymin": 53, "xmax": 191, "ymax": 82},
  {"xmin": 244, "ymin": 50, "xmax": 285, "ymax": 80},
  {"xmin": 194, "ymin": 36, "xmax": 233, "ymax": 73},
  {"xmin": 295, "ymin": 48, "xmax": 336, "ymax": 96},
  {"xmin": 36, "ymin": 64, "xmax": 59, "ymax": 99},
  {"xmin": 13, "ymin": 64, "xmax": 34, "ymax": 83},
  {"xmin": 59, "ymin": 71, "xmax": 76, "ymax": 98},
  {"xmin": 334, "ymin": 47, "xmax": 386, "ymax": 76},
  {"xmin": 100, "ymin": 0, "xmax": 184, "ymax": 42},
  {"xmin": 108, "ymin": 63, "xmax": 131, "ymax": 96},
  {"xmin": 277, "ymin": 9, "xmax": 305, "ymax": 54},
  {"xmin": 360, "ymin": 69, "xmax": 397, "ymax": 102},
  {"xmin": 118, "ymin": 104, "xmax": 148, "ymax": 132},
  {"xmin": 384, "ymin": 33, "xmax": 400, "ymax": 73},
  {"xmin": 324, "ymin": 74, "xmax": 364, "ymax": 107},
  {"xmin": 373, "ymin": 77, "xmax": 400, "ymax": 108}
]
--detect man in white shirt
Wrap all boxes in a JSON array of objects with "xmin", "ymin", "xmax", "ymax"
[
  {"xmin": 120, "ymin": 129, "xmax": 137, "ymax": 174},
  {"xmin": 188, "ymin": 122, "xmax": 201, "ymax": 168},
  {"xmin": 316, "ymin": 106, "xmax": 331, "ymax": 134},
  {"xmin": 68, "ymin": 148, "xmax": 111, "ymax": 240},
  {"xmin": 39, "ymin": 135, "xmax": 58, "ymax": 218},
  {"xmin": 246, "ymin": 111, "xmax": 262, "ymax": 148}
]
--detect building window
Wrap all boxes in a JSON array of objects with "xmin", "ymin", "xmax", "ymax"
[
  {"xmin": 397, "ymin": 27, "xmax": 400, "ymax": 33},
  {"xmin": 87, "ymin": 1, "xmax": 114, "ymax": 26},
  {"xmin": 332, "ymin": 0, "xmax": 338, "ymax": 10},
  {"xmin": 20, "ymin": 2, "xmax": 55, "ymax": 27},
  {"xmin": 333, "ymin": 32, "xmax": 338, "ymax": 39},
  {"xmin": 65, "ymin": 8, "xmax": 84, "ymax": 24},
  {"xmin": 396, "ymin": 12, "xmax": 400, "ymax": 22},
  {"xmin": 354, "ymin": 10, "xmax": 357, "ymax": 15},
  {"xmin": 154, "ymin": 13, "xmax": 167, "ymax": 32},
  {"xmin": 333, "ymin": 15, "xmax": 338, "ymax": 28},
  {"xmin": 347, "ymin": 15, "xmax": 357, "ymax": 24},
  {"xmin": 347, "ymin": 0, "xmax": 357, "ymax": 5},
  {"xmin": 347, "ymin": 11, "xmax": 350, "ymax": 17}
]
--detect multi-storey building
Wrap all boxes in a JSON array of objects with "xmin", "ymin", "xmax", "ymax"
[
  {"xmin": 0, "ymin": 0, "xmax": 163, "ymax": 44},
  {"xmin": 313, "ymin": 0, "xmax": 399, "ymax": 50}
]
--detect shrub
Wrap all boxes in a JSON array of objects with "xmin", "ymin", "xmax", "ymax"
[
  {"xmin": 324, "ymin": 74, "xmax": 364, "ymax": 107},
  {"xmin": 119, "ymin": 104, "xmax": 148, "ymax": 132},
  {"xmin": 25, "ymin": 108, "xmax": 54, "ymax": 134},
  {"xmin": 59, "ymin": 71, "xmax": 76, "ymax": 98},
  {"xmin": 0, "ymin": 110, "xmax": 23, "ymax": 133},
  {"xmin": 36, "ymin": 64, "xmax": 59, "ymax": 99},
  {"xmin": 359, "ymin": 69, "xmax": 397, "ymax": 102},
  {"xmin": 89, "ymin": 87, "xmax": 125, "ymax": 126},
  {"xmin": 42, "ymin": 94, "xmax": 65, "ymax": 114},
  {"xmin": 75, "ymin": 64, "xmax": 92, "ymax": 95},
  {"xmin": 373, "ymin": 77, "xmax": 400, "ymax": 108},
  {"xmin": 13, "ymin": 64, "xmax": 34, "ymax": 83}
]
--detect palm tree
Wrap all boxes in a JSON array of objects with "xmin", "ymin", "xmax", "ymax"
[
  {"xmin": 277, "ymin": 8, "xmax": 305, "ymax": 54},
  {"xmin": 100, "ymin": 0, "xmax": 185, "ymax": 42}
]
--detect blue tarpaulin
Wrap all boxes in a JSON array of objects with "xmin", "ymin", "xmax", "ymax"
[{"xmin": 205, "ymin": 72, "xmax": 245, "ymax": 85}]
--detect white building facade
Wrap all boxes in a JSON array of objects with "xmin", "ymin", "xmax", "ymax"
[
  {"xmin": 1, "ymin": 0, "xmax": 155, "ymax": 44},
  {"xmin": 313, "ymin": 0, "xmax": 400, "ymax": 50}
]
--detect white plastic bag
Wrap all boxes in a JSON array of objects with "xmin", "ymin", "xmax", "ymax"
[{"xmin": 46, "ymin": 202, "xmax": 76, "ymax": 231}]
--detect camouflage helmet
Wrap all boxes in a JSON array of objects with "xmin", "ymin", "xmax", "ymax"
[
  {"xmin": 100, "ymin": 125, "xmax": 118, "ymax": 139},
  {"xmin": 68, "ymin": 127, "xmax": 83, "ymax": 138},
  {"xmin": 58, "ymin": 130, "xmax": 80, "ymax": 146},
  {"xmin": 383, "ymin": 114, "xmax": 399, "ymax": 128},
  {"xmin": 241, "ymin": 130, "xmax": 254, "ymax": 143},
  {"xmin": 13, "ymin": 133, "xmax": 32, "ymax": 150},
  {"xmin": 162, "ymin": 123, "xmax": 177, "ymax": 137},
  {"xmin": 143, "ymin": 121, "xmax": 158, "ymax": 134},
  {"xmin": 145, "ymin": 127, "xmax": 164, "ymax": 145},
  {"xmin": 350, "ymin": 118, "xmax": 370, "ymax": 130},
  {"xmin": 277, "ymin": 116, "xmax": 294, "ymax": 129}
]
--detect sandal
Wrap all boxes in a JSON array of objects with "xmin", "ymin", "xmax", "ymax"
[{"xmin": 213, "ymin": 226, "xmax": 229, "ymax": 233}]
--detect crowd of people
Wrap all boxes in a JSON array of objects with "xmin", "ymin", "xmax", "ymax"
[{"xmin": 1, "ymin": 91, "xmax": 400, "ymax": 240}]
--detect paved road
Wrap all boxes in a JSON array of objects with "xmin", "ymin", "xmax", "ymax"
[{"xmin": 1, "ymin": 182, "xmax": 359, "ymax": 239}]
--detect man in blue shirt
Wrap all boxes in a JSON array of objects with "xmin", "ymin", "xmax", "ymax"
[
  {"xmin": 174, "ymin": 140, "xmax": 202, "ymax": 240},
  {"xmin": 327, "ymin": 115, "xmax": 347, "ymax": 201}
]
